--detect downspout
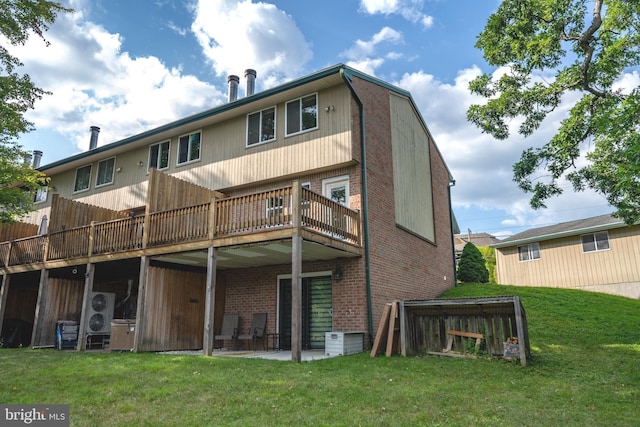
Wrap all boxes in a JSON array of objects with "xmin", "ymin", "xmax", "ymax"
[
  {"xmin": 340, "ymin": 69, "xmax": 374, "ymax": 345},
  {"xmin": 448, "ymin": 180, "xmax": 458, "ymax": 285}
]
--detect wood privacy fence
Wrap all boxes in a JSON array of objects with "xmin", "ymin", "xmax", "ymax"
[
  {"xmin": 1, "ymin": 184, "xmax": 361, "ymax": 267},
  {"xmin": 398, "ymin": 296, "xmax": 531, "ymax": 366}
]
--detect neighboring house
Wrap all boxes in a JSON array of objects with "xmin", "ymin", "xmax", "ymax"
[
  {"xmin": 0, "ymin": 64, "xmax": 457, "ymax": 359},
  {"xmin": 492, "ymin": 214, "xmax": 640, "ymax": 299},
  {"xmin": 454, "ymin": 232, "xmax": 500, "ymax": 260}
]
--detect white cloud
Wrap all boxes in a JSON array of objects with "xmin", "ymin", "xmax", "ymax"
[
  {"xmin": 340, "ymin": 27, "xmax": 403, "ymax": 60},
  {"xmin": 11, "ymin": 6, "xmax": 224, "ymax": 153},
  {"xmin": 360, "ymin": 0, "xmax": 434, "ymax": 29},
  {"xmin": 345, "ymin": 58, "xmax": 386, "ymax": 76},
  {"xmin": 191, "ymin": 0, "xmax": 313, "ymax": 89},
  {"xmin": 340, "ymin": 27, "xmax": 403, "ymax": 75},
  {"xmin": 613, "ymin": 70, "xmax": 640, "ymax": 95}
]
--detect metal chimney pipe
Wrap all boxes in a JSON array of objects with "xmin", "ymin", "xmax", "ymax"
[
  {"xmin": 245, "ymin": 69, "xmax": 256, "ymax": 97},
  {"xmin": 89, "ymin": 126, "xmax": 100, "ymax": 150},
  {"xmin": 227, "ymin": 75, "xmax": 239, "ymax": 102},
  {"xmin": 32, "ymin": 150, "xmax": 43, "ymax": 168}
]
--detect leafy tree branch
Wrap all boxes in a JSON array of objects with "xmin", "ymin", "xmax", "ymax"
[
  {"xmin": 468, "ymin": 0, "xmax": 640, "ymax": 224},
  {"xmin": 0, "ymin": 0, "xmax": 71, "ymax": 222}
]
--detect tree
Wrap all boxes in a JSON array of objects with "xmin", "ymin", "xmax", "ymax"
[
  {"xmin": 0, "ymin": 0, "xmax": 71, "ymax": 222},
  {"xmin": 467, "ymin": 0, "xmax": 640, "ymax": 224},
  {"xmin": 457, "ymin": 242, "xmax": 489, "ymax": 283},
  {"xmin": 477, "ymin": 246, "xmax": 497, "ymax": 284}
]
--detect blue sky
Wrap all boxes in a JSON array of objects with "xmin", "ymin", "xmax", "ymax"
[{"xmin": 10, "ymin": 0, "xmax": 629, "ymax": 238}]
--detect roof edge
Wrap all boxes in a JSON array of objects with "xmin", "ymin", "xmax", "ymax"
[
  {"xmin": 492, "ymin": 220, "xmax": 628, "ymax": 248},
  {"xmin": 38, "ymin": 64, "xmax": 351, "ymax": 172}
]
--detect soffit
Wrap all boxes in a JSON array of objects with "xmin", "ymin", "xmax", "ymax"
[{"xmin": 152, "ymin": 239, "xmax": 358, "ymax": 270}]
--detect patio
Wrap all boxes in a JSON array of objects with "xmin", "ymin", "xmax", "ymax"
[{"xmin": 157, "ymin": 349, "xmax": 336, "ymax": 361}]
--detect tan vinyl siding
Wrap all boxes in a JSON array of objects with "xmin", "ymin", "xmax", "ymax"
[
  {"xmin": 175, "ymin": 85, "xmax": 353, "ymax": 190},
  {"xmin": 33, "ymin": 85, "xmax": 353, "ymax": 220},
  {"xmin": 389, "ymin": 93, "xmax": 435, "ymax": 242},
  {"xmin": 495, "ymin": 225, "xmax": 640, "ymax": 288}
]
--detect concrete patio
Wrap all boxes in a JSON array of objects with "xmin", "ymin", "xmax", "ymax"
[{"xmin": 157, "ymin": 349, "xmax": 337, "ymax": 361}]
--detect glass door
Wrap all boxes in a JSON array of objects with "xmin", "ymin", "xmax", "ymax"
[{"xmin": 278, "ymin": 276, "xmax": 332, "ymax": 350}]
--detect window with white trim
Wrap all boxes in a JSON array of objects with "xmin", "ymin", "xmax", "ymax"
[
  {"xmin": 74, "ymin": 165, "xmax": 92, "ymax": 193},
  {"xmin": 96, "ymin": 157, "xmax": 115, "ymax": 187},
  {"xmin": 582, "ymin": 231, "xmax": 610, "ymax": 253},
  {"xmin": 177, "ymin": 131, "xmax": 201, "ymax": 165},
  {"xmin": 518, "ymin": 242, "xmax": 540, "ymax": 261},
  {"xmin": 247, "ymin": 107, "xmax": 276, "ymax": 146},
  {"xmin": 149, "ymin": 141, "xmax": 170, "ymax": 171},
  {"xmin": 322, "ymin": 176, "xmax": 349, "ymax": 207},
  {"xmin": 286, "ymin": 94, "xmax": 317, "ymax": 136}
]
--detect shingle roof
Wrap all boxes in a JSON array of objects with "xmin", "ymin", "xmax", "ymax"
[
  {"xmin": 492, "ymin": 213, "xmax": 625, "ymax": 248},
  {"xmin": 454, "ymin": 233, "xmax": 500, "ymax": 252}
]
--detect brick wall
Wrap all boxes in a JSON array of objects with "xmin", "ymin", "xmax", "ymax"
[
  {"xmin": 222, "ymin": 258, "xmax": 368, "ymax": 344},
  {"xmin": 218, "ymin": 75, "xmax": 455, "ymax": 348},
  {"xmin": 350, "ymin": 76, "xmax": 455, "ymax": 333}
]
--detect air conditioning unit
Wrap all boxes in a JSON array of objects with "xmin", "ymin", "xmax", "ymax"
[{"xmin": 86, "ymin": 292, "xmax": 116, "ymax": 334}]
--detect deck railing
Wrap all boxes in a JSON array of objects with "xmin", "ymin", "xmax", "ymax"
[
  {"xmin": 147, "ymin": 203, "xmax": 210, "ymax": 247},
  {"xmin": 7, "ymin": 235, "xmax": 46, "ymax": 266},
  {"xmin": 301, "ymin": 188, "xmax": 360, "ymax": 242},
  {"xmin": 47, "ymin": 225, "xmax": 91, "ymax": 261},
  {"xmin": 94, "ymin": 216, "xmax": 145, "ymax": 254},
  {"xmin": 0, "ymin": 185, "xmax": 361, "ymax": 268}
]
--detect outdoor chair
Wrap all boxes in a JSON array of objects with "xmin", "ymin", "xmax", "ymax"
[
  {"xmin": 214, "ymin": 313, "xmax": 239, "ymax": 350},
  {"xmin": 237, "ymin": 313, "xmax": 267, "ymax": 351}
]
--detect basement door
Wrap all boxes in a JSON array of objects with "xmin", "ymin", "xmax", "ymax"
[{"xmin": 278, "ymin": 276, "xmax": 332, "ymax": 350}]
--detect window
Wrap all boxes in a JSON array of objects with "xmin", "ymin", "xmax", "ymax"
[
  {"xmin": 74, "ymin": 165, "xmax": 92, "ymax": 193},
  {"xmin": 322, "ymin": 176, "xmax": 349, "ymax": 207},
  {"xmin": 286, "ymin": 94, "xmax": 317, "ymax": 136},
  {"xmin": 518, "ymin": 243, "xmax": 540, "ymax": 261},
  {"xmin": 149, "ymin": 141, "xmax": 170, "ymax": 170},
  {"xmin": 177, "ymin": 132, "xmax": 201, "ymax": 165},
  {"xmin": 582, "ymin": 231, "xmax": 610, "ymax": 253},
  {"xmin": 96, "ymin": 157, "xmax": 115, "ymax": 187},
  {"xmin": 247, "ymin": 107, "xmax": 276, "ymax": 146},
  {"xmin": 33, "ymin": 186, "xmax": 48, "ymax": 204}
]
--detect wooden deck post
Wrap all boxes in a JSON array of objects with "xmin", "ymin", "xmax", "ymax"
[
  {"xmin": 291, "ymin": 180, "xmax": 302, "ymax": 363},
  {"xmin": 133, "ymin": 256, "xmax": 149, "ymax": 352},
  {"xmin": 88, "ymin": 221, "xmax": 96, "ymax": 256},
  {"xmin": 5, "ymin": 240, "xmax": 14, "ymax": 267},
  {"xmin": 0, "ymin": 274, "xmax": 11, "ymax": 340},
  {"xmin": 203, "ymin": 246, "xmax": 217, "ymax": 356},
  {"xmin": 30, "ymin": 269, "xmax": 49, "ymax": 347},
  {"xmin": 77, "ymin": 263, "xmax": 95, "ymax": 351}
]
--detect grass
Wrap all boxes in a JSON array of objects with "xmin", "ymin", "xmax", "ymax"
[{"xmin": 1, "ymin": 284, "xmax": 639, "ymax": 426}]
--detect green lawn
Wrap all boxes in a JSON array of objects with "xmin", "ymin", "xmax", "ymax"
[{"xmin": 1, "ymin": 284, "xmax": 639, "ymax": 426}]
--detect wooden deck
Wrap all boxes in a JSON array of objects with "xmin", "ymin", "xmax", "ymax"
[{"xmin": 0, "ymin": 185, "xmax": 361, "ymax": 272}]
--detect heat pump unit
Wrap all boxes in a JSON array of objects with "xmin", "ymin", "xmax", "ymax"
[{"xmin": 86, "ymin": 292, "xmax": 115, "ymax": 334}]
